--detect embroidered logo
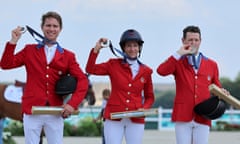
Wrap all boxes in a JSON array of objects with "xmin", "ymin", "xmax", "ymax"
[
  {"xmin": 207, "ymin": 75, "xmax": 211, "ymax": 81},
  {"xmin": 140, "ymin": 77, "xmax": 145, "ymax": 83}
]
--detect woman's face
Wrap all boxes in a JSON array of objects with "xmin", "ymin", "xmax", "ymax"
[{"xmin": 123, "ymin": 41, "xmax": 140, "ymax": 59}]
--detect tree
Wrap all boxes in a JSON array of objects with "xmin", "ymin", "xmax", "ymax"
[
  {"xmin": 220, "ymin": 74, "xmax": 240, "ymax": 109},
  {"xmin": 153, "ymin": 90, "xmax": 175, "ymax": 108}
]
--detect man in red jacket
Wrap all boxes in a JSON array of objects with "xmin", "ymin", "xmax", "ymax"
[
  {"xmin": 0, "ymin": 11, "xmax": 88, "ymax": 144},
  {"xmin": 157, "ymin": 25, "xmax": 224, "ymax": 144}
]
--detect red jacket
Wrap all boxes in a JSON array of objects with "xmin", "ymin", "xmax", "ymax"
[
  {"xmin": 0, "ymin": 42, "xmax": 88, "ymax": 114},
  {"xmin": 157, "ymin": 54, "xmax": 221, "ymax": 126},
  {"xmin": 86, "ymin": 49, "xmax": 155, "ymax": 123}
]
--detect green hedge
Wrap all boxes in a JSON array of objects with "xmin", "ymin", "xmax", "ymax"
[
  {"xmin": 213, "ymin": 121, "xmax": 240, "ymax": 131},
  {"xmin": 4, "ymin": 117, "xmax": 103, "ymax": 137}
]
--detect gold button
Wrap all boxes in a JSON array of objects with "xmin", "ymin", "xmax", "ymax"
[
  {"xmin": 46, "ymin": 66, "xmax": 49, "ymax": 69},
  {"xmin": 128, "ymin": 83, "xmax": 132, "ymax": 87},
  {"xmin": 46, "ymin": 74, "xmax": 49, "ymax": 78},
  {"xmin": 125, "ymin": 108, "xmax": 129, "ymax": 111},
  {"xmin": 195, "ymin": 76, "xmax": 198, "ymax": 79},
  {"xmin": 126, "ymin": 99, "xmax": 130, "ymax": 103},
  {"xmin": 127, "ymin": 92, "xmax": 131, "ymax": 95}
]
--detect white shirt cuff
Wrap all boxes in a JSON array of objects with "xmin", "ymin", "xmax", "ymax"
[{"xmin": 173, "ymin": 52, "xmax": 182, "ymax": 60}]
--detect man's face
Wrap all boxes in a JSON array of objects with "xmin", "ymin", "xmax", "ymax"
[
  {"xmin": 182, "ymin": 32, "xmax": 201, "ymax": 54},
  {"xmin": 41, "ymin": 17, "xmax": 61, "ymax": 42}
]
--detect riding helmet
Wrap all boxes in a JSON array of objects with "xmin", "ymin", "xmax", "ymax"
[
  {"xmin": 194, "ymin": 96, "xmax": 226, "ymax": 120},
  {"xmin": 119, "ymin": 29, "xmax": 144, "ymax": 56},
  {"xmin": 55, "ymin": 75, "xmax": 77, "ymax": 96}
]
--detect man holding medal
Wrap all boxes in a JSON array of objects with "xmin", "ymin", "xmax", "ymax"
[
  {"xmin": 0, "ymin": 11, "xmax": 88, "ymax": 144},
  {"xmin": 156, "ymin": 25, "xmax": 226, "ymax": 144}
]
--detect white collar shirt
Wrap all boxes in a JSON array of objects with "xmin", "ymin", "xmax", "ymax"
[
  {"xmin": 126, "ymin": 59, "xmax": 140, "ymax": 79},
  {"xmin": 44, "ymin": 44, "xmax": 57, "ymax": 64}
]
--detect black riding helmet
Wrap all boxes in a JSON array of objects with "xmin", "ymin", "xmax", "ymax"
[
  {"xmin": 119, "ymin": 29, "xmax": 144, "ymax": 57},
  {"xmin": 55, "ymin": 75, "xmax": 77, "ymax": 96},
  {"xmin": 194, "ymin": 96, "xmax": 226, "ymax": 120}
]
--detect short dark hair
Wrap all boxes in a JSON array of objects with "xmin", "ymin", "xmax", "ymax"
[
  {"xmin": 183, "ymin": 25, "xmax": 201, "ymax": 39},
  {"xmin": 102, "ymin": 88, "xmax": 110, "ymax": 96},
  {"xmin": 41, "ymin": 11, "xmax": 62, "ymax": 29}
]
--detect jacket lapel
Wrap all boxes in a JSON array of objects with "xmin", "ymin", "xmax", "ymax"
[
  {"xmin": 36, "ymin": 46, "xmax": 48, "ymax": 65},
  {"xmin": 50, "ymin": 50, "xmax": 64, "ymax": 65},
  {"xmin": 133, "ymin": 65, "xmax": 145, "ymax": 80}
]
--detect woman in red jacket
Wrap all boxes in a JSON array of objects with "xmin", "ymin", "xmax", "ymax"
[
  {"xmin": 86, "ymin": 29, "xmax": 155, "ymax": 144},
  {"xmin": 157, "ymin": 25, "xmax": 227, "ymax": 144}
]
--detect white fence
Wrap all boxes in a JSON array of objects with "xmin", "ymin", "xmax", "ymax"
[
  {"xmin": 77, "ymin": 107, "xmax": 240, "ymax": 131},
  {"xmin": 4, "ymin": 107, "xmax": 240, "ymax": 132}
]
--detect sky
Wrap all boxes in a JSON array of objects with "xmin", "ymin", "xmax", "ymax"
[{"xmin": 0, "ymin": 0, "xmax": 240, "ymax": 84}]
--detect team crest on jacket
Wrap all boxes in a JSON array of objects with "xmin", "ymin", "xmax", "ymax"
[
  {"xmin": 140, "ymin": 77, "xmax": 145, "ymax": 83},
  {"xmin": 207, "ymin": 75, "xmax": 211, "ymax": 81}
]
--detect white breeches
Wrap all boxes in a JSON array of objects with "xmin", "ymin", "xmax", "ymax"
[
  {"xmin": 104, "ymin": 118, "xmax": 144, "ymax": 144},
  {"xmin": 175, "ymin": 120, "xmax": 210, "ymax": 144},
  {"xmin": 23, "ymin": 114, "xmax": 64, "ymax": 144}
]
